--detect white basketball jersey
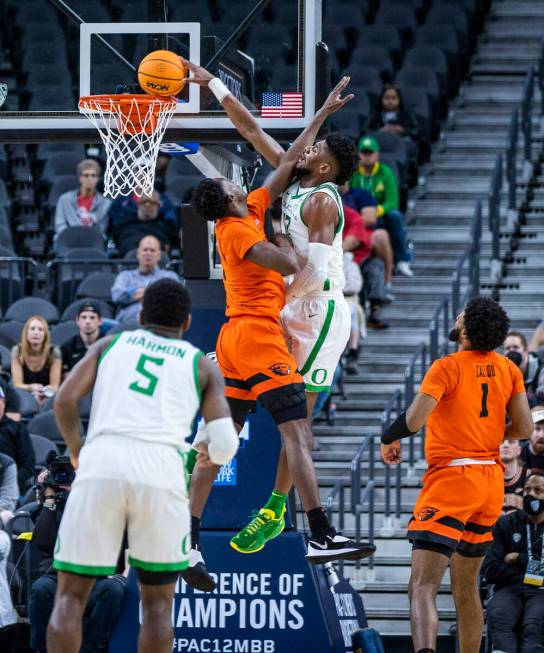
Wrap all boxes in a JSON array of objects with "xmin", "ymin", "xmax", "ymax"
[
  {"xmin": 86, "ymin": 329, "xmax": 202, "ymax": 450},
  {"xmin": 281, "ymin": 181, "xmax": 345, "ymax": 296}
]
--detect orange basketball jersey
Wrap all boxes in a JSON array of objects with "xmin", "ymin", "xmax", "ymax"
[
  {"xmin": 420, "ymin": 350, "xmax": 525, "ymax": 468},
  {"xmin": 214, "ymin": 187, "xmax": 285, "ymax": 319}
]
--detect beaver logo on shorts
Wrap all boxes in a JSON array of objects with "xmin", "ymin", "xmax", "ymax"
[
  {"xmin": 269, "ymin": 363, "xmax": 291, "ymax": 376},
  {"xmin": 417, "ymin": 507, "xmax": 438, "ymax": 521}
]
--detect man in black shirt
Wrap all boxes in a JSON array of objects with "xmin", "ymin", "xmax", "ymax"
[
  {"xmin": 520, "ymin": 408, "xmax": 544, "ymax": 474},
  {"xmin": 501, "ymin": 438, "xmax": 527, "ymax": 513},
  {"xmin": 0, "ymin": 384, "xmax": 34, "ymax": 490},
  {"xmin": 483, "ymin": 472, "xmax": 544, "ymax": 653},
  {"xmin": 60, "ymin": 302, "xmax": 102, "ymax": 377}
]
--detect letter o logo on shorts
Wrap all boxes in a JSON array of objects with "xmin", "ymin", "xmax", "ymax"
[
  {"xmin": 181, "ymin": 533, "xmax": 191, "ymax": 556},
  {"xmin": 311, "ymin": 368, "xmax": 328, "ymax": 385}
]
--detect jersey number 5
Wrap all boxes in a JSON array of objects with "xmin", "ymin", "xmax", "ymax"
[
  {"xmin": 479, "ymin": 382, "xmax": 489, "ymax": 418},
  {"xmin": 129, "ymin": 354, "xmax": 165, "ymax": 397}
]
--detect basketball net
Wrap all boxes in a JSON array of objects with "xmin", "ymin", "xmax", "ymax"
[{"xmin": 79, "ymin": 94, "xmax": 177, "ymax": 198}]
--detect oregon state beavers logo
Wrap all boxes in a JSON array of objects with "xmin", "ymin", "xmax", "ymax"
[
  {"xmin": 417, "ymin": 507, "xmax": 438, "ymax": 522},
  {"xmin": 269, "ymin": 363, "xmax": 291, "ymax": 376}
]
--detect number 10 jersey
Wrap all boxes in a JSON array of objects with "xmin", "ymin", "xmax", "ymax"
[{"xmin": 86, "ymin": 328, "xmax": 202, "ymax": 450}]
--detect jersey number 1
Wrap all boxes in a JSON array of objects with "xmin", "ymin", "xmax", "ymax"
[
  {"xmin": 129, "ymin": 354, "xmax": 165, "ymax": 397},
  {"xmin": 479, "ymin": 383, "xmax": 489, "ymax": 418}
]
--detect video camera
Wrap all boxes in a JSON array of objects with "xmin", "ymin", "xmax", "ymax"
[{"xmin": 36, "ymin": 452, "xmax": 75, "ymax": 508}]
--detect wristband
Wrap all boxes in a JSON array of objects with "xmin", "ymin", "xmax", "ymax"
[
  {"xmin": 208, "ymin": 78, "xmax": 231, "ymax": 103},
  {"xmin": 381, "ymin": 412, "xmax": 417, "ymax": 444}
]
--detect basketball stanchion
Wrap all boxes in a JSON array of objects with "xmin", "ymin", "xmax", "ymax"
[{"xmin": 78, "ymin": 94, "xmax": 177, "ymax": 198}]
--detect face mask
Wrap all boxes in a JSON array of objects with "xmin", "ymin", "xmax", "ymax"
[
  {"xmin": 448, "ymin": 327, "xmax": 460, "ymax": 343},
  {"xmin": 523, "ymin": 494, "xmax": 544, "ymax": 516},
  {"xmin": 505, "ymin": 351, "xmax": 523, "ymax": 368}
]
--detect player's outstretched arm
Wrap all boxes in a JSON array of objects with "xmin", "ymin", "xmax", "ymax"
[
  {"xmin": 53, "ymin": 337, "xmax": 113, "ymax": 467},
  {"xmin": 197, "ymin": 355, "xmax": 239, "ymax": 467},
  {"xmin": 244, "ymin": 235, "xmax": 298, "ymax": 276},
  {"xmin": 505, "ymin": 392, "xmax": 533, "ymax": 440},
  {"xmin": 179, "ymin": 57, "xmax": 285, "ymax": 167}
]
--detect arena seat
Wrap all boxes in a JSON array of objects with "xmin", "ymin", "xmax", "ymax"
[
  {"xmin": 55, "ymin": 227, "xmax": 105, "ymax": 256},
  {"xmin": 49, "ymin": 320, "xmax": 80, "ymax": 346},
  {"xmin": 5, "ymin": 297, "xmax": 59, "ymax": 324},
  {"xmin": 75, "ymin": 272, "xmax": 116, "ymax": 302},
  {"xmin": 375, "ymin": 4, "xmax": 418, "ymax": 48},
  {"xmin": 41, "ymin": 153, "xmax": 86, "ymax": 184},
  {"xmin": 30, "ymin": 433, "xmax": 58, "ymax": 469},
  {"xmin": 28, "ymin": 409, "xmax": 82, "ymax": 444},
  {"xmin": 14, "ymin": 388, "xmax": 40, "ymax": 420},
  {"xmin": 60, "ymin": 298, "xmax": 114, "ymax": 322},
  {"xmin": 0, "ymin": 321, "xmax": 23, "ymax": 347},
  {"xmin": 0, "ymin": 344, "xmax": 11, "ymax": 374},
  {"xmin": 349, "ymin": 45, "xmax": 394, "ymax": 82}
]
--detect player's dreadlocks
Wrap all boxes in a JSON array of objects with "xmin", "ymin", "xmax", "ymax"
[
  {"xmin": 325, "ymin": 133, "xmax": 359, "ymax": 185},
  {"xmin": 463, "ymin": 296, "xmax": 510, "ymax": 352},
  {"xmin": 191, "ymin": 178, "xmax": 229, "ymax": 222},
  {"xmin": 141, "ymin": 278, "xmax": 190, "ymax": 328}
]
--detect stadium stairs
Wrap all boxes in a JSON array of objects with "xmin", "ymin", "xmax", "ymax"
[{"xmin": 297, "ymin": 2, "xmax": 544, "ymax": 650}]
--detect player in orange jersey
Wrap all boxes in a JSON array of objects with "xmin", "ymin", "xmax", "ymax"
[
  {"xmin": 188, "ymin": 79, "xmax": 374, "ymax": 576},
  {"xmin": 381, "ymin": 297, "xmax": 533, "ymax": 653}
]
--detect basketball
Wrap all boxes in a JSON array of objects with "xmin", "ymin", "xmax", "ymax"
[{"xmin": 137, "ymin": 50, "xmax": 185, "ymax": 97}]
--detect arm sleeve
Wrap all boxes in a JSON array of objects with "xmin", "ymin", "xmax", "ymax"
[
  {"xmin": 380, "ymin": 165, "xmax": 399, "ymax": 215},
  {"xmin": 15, "ymin": 423, "xmax": 35, "ymax": 490},
  {"xmin": 0, "ymin": 463, "xmax": 18, "ymax": 512},
  {"xmin": 419, "ymin": 357, "xmax": 458, "ymax": 402},
  {"xmin": 111, "ymin": 271, "xmax": 135, "ymax": 305},
  {"xmin": 482, "ymin": 517, "xmax": 525, "ymax": 585}
]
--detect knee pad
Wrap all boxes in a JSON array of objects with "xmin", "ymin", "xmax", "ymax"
[
  {"xmin": 259, "ymin": 383, "xmax": 307, "ymax": 425},
  {"xmin": 227, "ymin": 398, "xmax": 256, "ymax": 428}
]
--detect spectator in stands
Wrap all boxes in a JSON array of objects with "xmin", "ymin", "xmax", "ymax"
[
  {"xmin": 0, "ymin": 528, "xmax": 18, "ymax": 646},
  {"xmin": 110, "ymin": 186, "xmax": 176, "ymax": 248},
  {"xmin": 60, "ymin": 301, "xmax": 102, "ymax": 377},
  {"xmin": 520, "ymin": 408, "xmax": 544, "ymax": 475},
  {"xmin": 350, "ymin": 136, "xmax": 413, "ymax": 277},
  {"xmin": 0, "ymin": 453, "xmax": 18, "ymax": 527},
  {"xmin": 342, "ymin": 248, "xmax": 364, "ymax": 373},
  {"xmin": 111, "ymin": 235, "xmax": 180, "ymax": 322},
  {"xmin": 0, "ymin": 376, "xmax": 21, "ymax": 422},
  {"xmin": 529, "ymin": 321, "xmax": 544, "ymax": 356},
  {"xmin": 342, "ymin": 202, "xmax": 389, "ymax": 331},
  {"xmin": 483, "ymin": 472, "xmax": 544, "ymax": 653},
  {"xmin": 364, "ymin": 84, "xmax": 419, "ymax": 183},
  {"xmin": 504, "ymin": 331, "xmax": 544, "ymax": 404},
  {"xmin": 111, "ymin": 191, "xmax": 181, "ymax": 256},
  {"xmin": 28, "ymin": 456, "xmax": 126, "ymax": 653},
  {"xmin": 54, "ymin": 159, "xmax": 110, "ymax": 238},
  {"xmin": 343, "ymin": 184, "xmax": 395, "ymax": 301},
  {"xmin": 0, "ymin": 384, "xmax": 34, "ymax": 492},
  {"xmin": 11, "ymin": 316, "xmax": 62, "ymax": 407},
  {"xmin": 501, "ymin": 438, "xmax": 526, "ymax": 513}
]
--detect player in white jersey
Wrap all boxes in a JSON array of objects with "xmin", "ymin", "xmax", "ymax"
[
  {"xmin": 181, "ymin": 59, "xmax": 361, "ymax": 559},
  {"xmin": 46, "ymin": 279, "xmax": 238, "ymax": 653}
]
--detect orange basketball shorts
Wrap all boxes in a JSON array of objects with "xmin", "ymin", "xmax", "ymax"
[
  {"xmin": 408, "ymin": 463, "xmax": 504, "ymax": 556},
  {"xmin": 216, "ymin": 316, "xmax": 307, "ymax": 425}
]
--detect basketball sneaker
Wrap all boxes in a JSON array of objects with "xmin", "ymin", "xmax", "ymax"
[
  {"xmin": 180, "ymin": 547, "xmax": 216, "ymax": 592},
  {"xmin": 230, "ymin": 506, "xmax": 286, "ymax": 554},
  {"xmin": 306, "ymin": 529, "xmax": 376, "ymax": 564}
]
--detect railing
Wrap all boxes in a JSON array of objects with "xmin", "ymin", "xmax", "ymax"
[
  {"xmin": 451, "ymin": 200, "xmax": 482, "ymax": 318},
  {"xmin": 404, "ymin": 342, "xmax": 428, "ymax": 465},
  {"xmin": 506, "ymin": 108, "xmax": 519, "ymax": 215},
  {"xmin": 429, "ymin": 295, "xmax": 450, "ymax": 363},
  {"xmin": 521, "ymin": 67, "xmax": 535, "ymax": 175},
  {"xmin": 488, "ymin": 153, "xmax": 503, "ymax": 284},
  {"xmin": 380, "ymin": 390, "xmax": 403, "ymax": 536}
]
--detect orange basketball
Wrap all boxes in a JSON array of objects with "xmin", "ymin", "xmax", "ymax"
[{"xmin": 138, "ymin": 50, "xmax": 186, "ymax": 97}]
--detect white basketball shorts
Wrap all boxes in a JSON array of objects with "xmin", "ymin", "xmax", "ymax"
[
  {"xmin": 281, "ymin": 294, "xmax": 350, "ymax": 392},
  {"xmin": 53, "ymin": 435, "xmax": 190, "ymax": 576}
]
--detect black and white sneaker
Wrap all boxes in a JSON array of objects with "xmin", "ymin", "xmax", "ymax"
[
  {"xmin": 180, "ymin": 548, "xmax": 216, "ymax": 592},
  {"xmin": 305, "ymin": 530, "xmax": 376, "ymax": 565}
]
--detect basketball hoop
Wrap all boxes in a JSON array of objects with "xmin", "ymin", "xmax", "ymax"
[
  {"xmin": 79, "ymin": 94, "xmax": 177, "ymax": 198},
  {"xmin": 0, "ymin": 83, "xmax": 7, "ymax": 109}
]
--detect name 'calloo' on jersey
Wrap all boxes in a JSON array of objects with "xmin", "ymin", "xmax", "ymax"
[{"xmin": 86, "ymin": 329, "xmax": 202, "ymax": 450}]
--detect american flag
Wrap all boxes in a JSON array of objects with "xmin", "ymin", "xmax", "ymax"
[{"xmin": 261, "ymin": 92, "xmax": 303, "ymax": 118}]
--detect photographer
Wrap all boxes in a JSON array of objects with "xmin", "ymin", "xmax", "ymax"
[
  {"xmin": 483, "ymin": 472, "xmax": 544, "ymax": 653},
  {"xmin": 28, "ymin": 453, "xmax": 125, "ymax": 653}
]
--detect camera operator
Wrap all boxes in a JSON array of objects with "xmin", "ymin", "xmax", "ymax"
[
  {"xmin": 28, "ymin": 453, "xmax": 126, "ymax": 653},
  {"xmin": 483, "ymin": 472, "xmax": 544, "ymax": 653}
]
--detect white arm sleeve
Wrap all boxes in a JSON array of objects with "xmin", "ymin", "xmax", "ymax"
[
  {"xmin": 206, "ymin": 417, "xmax": 239, "ymax": 465},
  {"xmin": 285, "ymin": 242, "xmax": 331, "ymax": 303}
]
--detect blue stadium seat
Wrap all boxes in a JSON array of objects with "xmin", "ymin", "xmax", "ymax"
[
  {"xmin": 357, "ymin": 25, "xmax": 403, "ymax": 67},
  {"xmin": 349, "ymin": 45, "xmax": 394, "ymax": 83},
  {"xmin": 5, "ymin": 297, "xmax": 59, "ymax": 324}
]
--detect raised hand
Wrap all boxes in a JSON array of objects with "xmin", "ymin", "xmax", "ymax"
[
  {"xmin": 318, "ymin": 76, "xmax": 354, "ymax": 117},
  {"xmin": 178, "ymin": 56, "xmax": 214, "ymax": 86},
  {"xmin": 381, "ymin": 440, "xmax": 402, "ymax": 465}
]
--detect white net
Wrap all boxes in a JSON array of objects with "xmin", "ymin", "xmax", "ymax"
[
  {"xmin": 0, "ymin": 83, "xmax": 7, "ymax": 109},
  {"xmin": 79, "ymin": 95, "xmax": 177, "ymax": 198}
]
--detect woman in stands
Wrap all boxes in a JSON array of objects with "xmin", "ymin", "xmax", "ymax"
[
  {"xmin": 365, "ymin": 84, "xmax": 420, "ymax": 184},
  {"xmin": 11, "ymin": 316, "xmax": 61, "ymax": 406}
]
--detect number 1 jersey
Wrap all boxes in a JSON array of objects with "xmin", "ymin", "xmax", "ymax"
[
  {"xmin": 420, "ymin": 350, "xmax": 525, "ymax": 467},
  {"xmin": 86, "ymin": 329, "xmax": 202, "ymax": 450}
]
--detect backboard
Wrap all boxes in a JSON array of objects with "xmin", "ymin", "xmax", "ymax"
[{"xmin": 0, "ymin": 0, "xmax": 323, "ymax": 143}]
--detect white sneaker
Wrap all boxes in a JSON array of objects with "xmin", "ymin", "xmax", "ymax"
[{"xmin": 396, "ymin": 261, "xmax": 414, "ymax": 277}]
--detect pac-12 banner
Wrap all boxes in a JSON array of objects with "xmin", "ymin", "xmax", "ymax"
[{"xmin": 109, "ymin": 531, "xmax": 367, "ymax": 653}]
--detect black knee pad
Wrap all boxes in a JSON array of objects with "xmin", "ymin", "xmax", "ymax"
[
  {"xmin": 259, "ymin": 383, "xmax": 307, "ymax": 425},
  {"xmin": 137, "ymin": 568, "xmax": 180, "ymax": 586},
  {"xmin": 227, "ymin": 398, "xmax": 256, "ymax": 428}
]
